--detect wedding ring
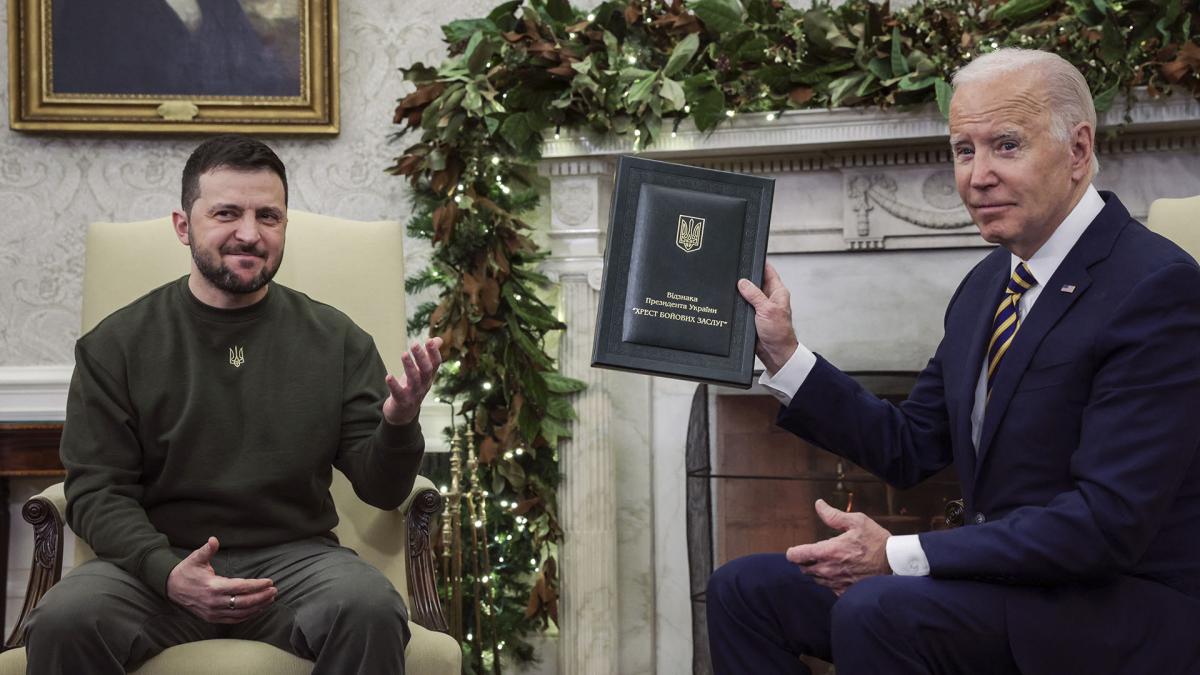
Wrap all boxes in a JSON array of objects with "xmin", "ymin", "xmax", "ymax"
[{"xmin": 228, "ymin": 595, "xmax": 237, "ymax": 610}]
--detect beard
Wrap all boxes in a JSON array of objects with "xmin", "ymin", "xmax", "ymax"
[{"xmin": 188, "ymin": 228, "xmax": 282, "ymax": 295}]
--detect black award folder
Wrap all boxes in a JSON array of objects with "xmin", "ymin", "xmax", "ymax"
[{"xmin": 591, "ymin": 156, "xmax": 774, "ymax": 388}]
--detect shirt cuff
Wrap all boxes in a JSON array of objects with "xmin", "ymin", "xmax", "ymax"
[
  {"xmin": 758, "ymin": 344, "xmax": 818, "ymax": 405},
  {"xmin": 885, "ymin": 534, "xmax": 931, "ymax": 576}
]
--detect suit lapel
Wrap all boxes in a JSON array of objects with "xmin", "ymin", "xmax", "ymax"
[
  {"xmin": 973, "ymin": 192, "xmax": 1129, "ymax": 475},
  {"xmin": 974, "ymin": 268, "xmax": 1092, "ymax": 472}
]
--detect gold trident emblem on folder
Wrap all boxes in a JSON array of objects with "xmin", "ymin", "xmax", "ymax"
[
  {"xmin": 229, "ymin": 346, "xmax": 245, "ymax": 368},
  {"xmin": 676, "ymin": 214, "xmax": 704, "ymax": 253}
]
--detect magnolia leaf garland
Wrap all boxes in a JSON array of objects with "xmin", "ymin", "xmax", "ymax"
[{"xmin": 393, "ymin": 0, "xmax": 1199, "ymax": 669}]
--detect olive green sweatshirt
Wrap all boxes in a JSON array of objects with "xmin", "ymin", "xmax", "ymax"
[{"xmin": 61, "ymin": 277, "xmax": 424, "ymax": 597}]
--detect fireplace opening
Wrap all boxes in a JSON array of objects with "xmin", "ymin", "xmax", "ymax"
[{"xmin": 685, "ymin": 374, "xmax": 960, "ymax": 674}]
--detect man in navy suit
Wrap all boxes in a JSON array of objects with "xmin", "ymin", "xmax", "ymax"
[{"xmin": 706, "ymin": 48, "xmax": 1200, "ymax": 674}]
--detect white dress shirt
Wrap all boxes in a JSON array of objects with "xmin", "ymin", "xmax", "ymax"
[{"xmin": 760, "ymin": 185, "xmax": 1105, "ymax": 576}]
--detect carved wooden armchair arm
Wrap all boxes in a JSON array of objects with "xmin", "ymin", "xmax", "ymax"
[
  {"xmin": 399, "ymin": 477, "xmax": 451, "ymax": 633},
  {"xmin": 3, "ymin": 479, "xmax": 450, "ymax": 649},
  {"xmin": 4, "ymin": 483, "xmax": 65, "ymax": 650}
]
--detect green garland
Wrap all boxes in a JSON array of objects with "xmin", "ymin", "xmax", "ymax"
[{"xmin": 391, "ymin": 0, "xmax": 1199, "ymax": 669}]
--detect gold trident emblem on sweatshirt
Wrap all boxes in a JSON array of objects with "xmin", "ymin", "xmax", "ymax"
[{"xmin": 229, "ymin": 346, "xmax": 245, "ymax": 368}]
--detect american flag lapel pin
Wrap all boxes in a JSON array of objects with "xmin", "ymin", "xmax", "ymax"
[{"xmin": 1060, "ymin": 284, "xmax": 1076, "ymax": 294}]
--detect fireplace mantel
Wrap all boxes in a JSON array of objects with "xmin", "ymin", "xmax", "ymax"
[
  {"xmin": 543, "ymin": 91, "xmax": 1200, "ymax": 160},
  {"xmin": 539, "ymin": 93, "xmax": 1200, "ymax": 675}
]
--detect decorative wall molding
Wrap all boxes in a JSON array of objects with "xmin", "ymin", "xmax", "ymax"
[{"xmin": 0, "ymin": 367, "xmax": 72, "ymax": 422}]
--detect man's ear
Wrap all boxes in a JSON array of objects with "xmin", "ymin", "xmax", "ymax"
[
  {"xmin": 171, "ymin": 209, "xmax": 190, "ymax": 246},
  {"xmin": 1069, "ymin": 122, "xmax": 1094, "ymax": 182}
]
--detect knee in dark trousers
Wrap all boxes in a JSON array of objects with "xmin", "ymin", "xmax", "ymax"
[
  {"xmin": 831, "ymin": 575, "xmax": 1018, "ymax": 675},
  {"xmin": 706, "ymin": 553, "xmax": 837, "ymax": 675},
  {"xmin": 26, "ymin": 560, "xmax": 212, "ymax": 675},
  {"xmin": 831, "ymin": 575, "xmax": 923, "ymax": 656},
  {"xmin": 325, "ymin": 579, "xmax": 410, "ymax": 641},
  {"xmin": 27, "ymin": 581, "xmax": 110, "ymax": 652},
  {"xmin": 278, "ymin": 560, "xmax": 411, "ymax": 674}
]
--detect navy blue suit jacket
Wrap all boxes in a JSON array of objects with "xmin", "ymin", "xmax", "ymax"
[{"xmin": 779, "ymin": 193, "xmax": 1200, "ymax": 673}]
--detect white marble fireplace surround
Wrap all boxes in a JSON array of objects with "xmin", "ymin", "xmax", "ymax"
[
  {"xmin": 538, "ymin": 93, "xmax": 1200, "ymax": 675},
  {"xmin": 0, "ymin": 94, "xmax": 1197, "ymax": 673}
]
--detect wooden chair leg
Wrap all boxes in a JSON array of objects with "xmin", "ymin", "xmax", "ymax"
[{"xmin": 4, "ymin": 496, "xmax": 65, "ymax": 650}]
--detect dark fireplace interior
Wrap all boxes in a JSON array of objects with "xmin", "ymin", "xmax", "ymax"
[{"xmin": 686, "ymin": 374, "xmax": 960, "ymax": 674}]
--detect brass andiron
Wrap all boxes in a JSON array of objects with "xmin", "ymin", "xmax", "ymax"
[
  {"xmin": 442, "ymin": 426, "xmax": 465, "ymax": 641},
  {"xmin": 442, "ymin": 418, "xmax": 502, "ymax": 672}
]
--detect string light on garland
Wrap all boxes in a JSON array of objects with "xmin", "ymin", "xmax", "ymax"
[{"xmin": 392, "ymin": 0, "xmax": 1199, "ymax": 670}]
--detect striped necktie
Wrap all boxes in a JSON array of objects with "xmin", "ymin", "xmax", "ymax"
[{"xmin": 987, "ymin": 262, "xmax": 1038, "ymax": 397}]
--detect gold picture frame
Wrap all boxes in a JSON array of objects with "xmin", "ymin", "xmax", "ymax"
[{"xmin": 8, "ymin": 0, "xmax": 338, "ymax": 134}]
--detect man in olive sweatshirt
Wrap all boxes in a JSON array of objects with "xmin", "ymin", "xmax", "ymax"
[{"xmin": 25, "ymin": 135, "xmax": 442, "ymax": 674}]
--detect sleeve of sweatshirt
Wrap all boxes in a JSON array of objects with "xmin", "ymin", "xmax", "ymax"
[
  {"xmin": 61, "ymin": 342, "xmax": 184, "ymax": 597},
  {"xmin": 333, "ymin": 332, "xmax": 425, "ymax": 510}
]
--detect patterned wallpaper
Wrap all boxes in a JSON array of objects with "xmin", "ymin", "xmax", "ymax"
[{"xmin": 0, "ymin": 0, "xmax": 499, "ymax": 366}]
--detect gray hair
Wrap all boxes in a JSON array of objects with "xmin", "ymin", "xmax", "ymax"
[{"xmin": 953, "ymin": 48, "xmax": 1099, "ymax": 176}]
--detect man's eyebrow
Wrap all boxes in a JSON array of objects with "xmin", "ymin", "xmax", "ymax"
[
  {"xmin": 948, "ymin": 129, "xmax": 1024, "ymax": 146},
  {"xmin": 206, "ymin": 203, "xmax": 243, "ymax": 213}
]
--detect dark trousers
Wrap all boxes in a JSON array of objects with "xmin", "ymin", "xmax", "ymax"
[
  {"xmin": 706, "ymin": 553, "xmax": 1020, "ymax": 675},
  {"xmin": 25, "ymin": 537, "xmax": 409, "ymax": 675}
]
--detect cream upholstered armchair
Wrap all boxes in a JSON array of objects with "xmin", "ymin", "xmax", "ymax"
[
  {"xmin": 0, "ymin": 212, "xmax": 461, "ymax": 674},
  {"xmin": 1147, "ymin": 195, "xmax": 1200, "ymax": 254}
]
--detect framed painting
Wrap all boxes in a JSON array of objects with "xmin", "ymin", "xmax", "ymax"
[{"xmin": 8, "ymin": 0, "xmax": 338, "ymax": 134}]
